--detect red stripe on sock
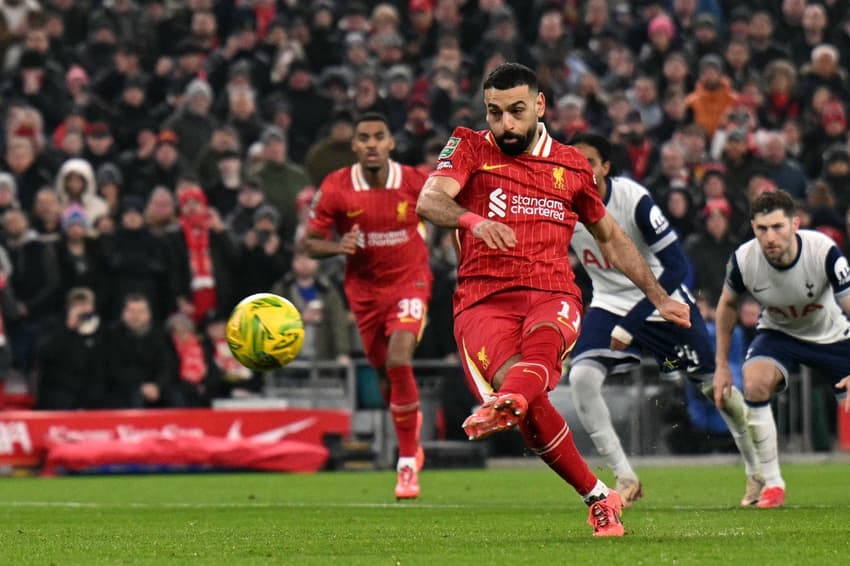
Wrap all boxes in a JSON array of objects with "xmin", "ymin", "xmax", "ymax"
[{"xmin": 519, "ymin": 394, "xmax": 597, "ymax": 495}]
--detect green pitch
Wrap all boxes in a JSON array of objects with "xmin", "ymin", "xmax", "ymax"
[{"xmin": 1, "ymin": 463, "xmax": 847, "ymax": 565}]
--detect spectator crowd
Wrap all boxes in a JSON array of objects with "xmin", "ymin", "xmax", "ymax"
[{"xmin": 1, "ymin": 0, "xmax": 850, "ymax": 416}]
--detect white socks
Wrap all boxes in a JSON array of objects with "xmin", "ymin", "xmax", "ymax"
[
  {"xmin": 397, "ymin": 456, "xmax": 417, "ymax": 472},
  {"xmin": 747, "ymin": 404, "xmax": 785, "ymax": 489},
  {"xmin": 699, "ymin": 382, "xmax": 760, "ymax": 477},
  {"xmin": 582, "ymin": 479, "xmax": 610, "ymax": 504},
  {"xmin": 570, "ymin": 363, "xmax": 637, "ymax": 482}
]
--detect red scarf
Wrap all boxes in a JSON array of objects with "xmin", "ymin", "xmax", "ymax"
[
  {"xmin": 173, "ymin": 333, "xmax": 206, "ymax": 384},
  {"xmin": 626, "ymin": 139, "xmax": 652, "ymax": 181},
  {"xmin": 179, "ymin": 187, "xmax": 216, "ymax": 323},
  {"xmin": 254, "ymin": 4, "xmax": 276, "ymax": 38}
]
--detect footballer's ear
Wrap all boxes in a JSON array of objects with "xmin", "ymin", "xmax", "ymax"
[
  {"xmin": 792, "ymin": 214, "xmax": 801, "ymax": 230},
  {"xmin": 536, "ymin": 92, "xmax": 545, "ymax": 118}
]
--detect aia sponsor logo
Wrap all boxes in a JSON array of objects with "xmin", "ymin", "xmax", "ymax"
[{"xmin": 766, "ymin": 303, "xmax": 823, "ymax": 319}]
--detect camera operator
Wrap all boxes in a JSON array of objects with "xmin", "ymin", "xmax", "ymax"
[{"xmin": 236, "ymin": 204, "xmax": 289, "ymax": 294}]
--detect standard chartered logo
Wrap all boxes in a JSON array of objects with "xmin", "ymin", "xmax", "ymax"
[
  {"xmin": 488, "ymin": 188, "xmax": 507, "ymax": 218},
  {"xmin": 487, "ymin": 188, "xmax": 565, "ymax": 220}
]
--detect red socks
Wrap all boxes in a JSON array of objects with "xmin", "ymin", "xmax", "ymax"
[
  {"xmin": 519, "ymin": 394, "xmax": 598, "ymax": 495},
  {"xmin": 499, "ymin": 325, "xmax": 563, "ymax": 404},
  {"xmin": 386, "ymin": 365, "xmax": 420, "ymax": 457}
]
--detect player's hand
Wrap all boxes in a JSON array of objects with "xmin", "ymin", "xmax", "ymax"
[
  {"xmin": 471, "ymin": 219, "xmax": 516, "ymax": 251},
  {"xmin": 657, "ymin": 297, "xmax": 691, "ymax": 328},
  {"xmin": 339, "ymin": 224, "xmax": 360, "ymax": 254},
  {"xmin": 713, "ymin": 365, "xmax": 734, "ymax": 409},
  {"xmin": 836, "ymin": 376, "xmax": 850, "ymax": 412},
  {"xmin": 610, "ymin": 337, "xmax": 629, "ymax": 350}
]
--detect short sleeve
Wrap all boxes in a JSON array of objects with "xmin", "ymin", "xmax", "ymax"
[
  {"xmin": 570, "ymin": 159, "xmax": 606, "ymax": 226},
  {"xmin": 825, "ymin": 245, "xmax": 850, "ymax": 298},
  {"xmin": 724, "ymin": 252, "xmax": 745, "ymax": 295},
  {"xmin": 307, "ymin": 178, "xmax": 339, "ymax": 238},
  {"xmin": 429, "ymin": 127, "xmax": 480, "ymax": 190},
  {"xmin": 633, "ymin": 194, "xmax": 678, "ymax": 253}
]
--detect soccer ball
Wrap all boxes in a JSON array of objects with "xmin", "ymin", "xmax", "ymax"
[{"xmin": 226, "ymin": 293, "xmax": 305, "ymax": 371}]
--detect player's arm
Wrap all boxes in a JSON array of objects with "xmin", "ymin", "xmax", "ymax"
[
  {"xmin": 714, "ymin": 254, "xmax": 745, "ymax": 407},
  {"xmin": 824, "ymin": 246, "xmax": 850, "ymax": 409},
  {"xmin": 303, "ymin": 180, "xmax": 360, "ymax": 258},
  {"xmin": 825, "ymin": 246, "xmax": 850, "ymax": 317},
  {"xmin": 616, "ymin": 195, "xmax": 688, "ymax": 338},
  {"xmin": 837, "ymin": 291, "xmax": 850, "ymax": 410},
  {"xmin": 303, "ymin": 227, "xmax": 360, "ymax": 258},
  {"xmin": 586, "ymin": 212, "xmax": 690, "ymax": 333},
  {"xmin": 416, "ymin": 175, "xmax": 516, "ymax": 251}
]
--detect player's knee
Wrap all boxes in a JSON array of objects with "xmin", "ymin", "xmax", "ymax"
[
  {"xmin": 743, "ymin": 375, "xmax": 775, "ymax": 403},
  {"xmin": 385, "ymin": 355, "xmax": 412, "ymax": 369},
  {"xmin": 569, "ymin": 363, "xmax": 605, "ymax": 400}
]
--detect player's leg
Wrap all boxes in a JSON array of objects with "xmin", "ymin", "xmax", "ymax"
[
  {"xmin": 349, "ymin": 295, "xmax": 417, "ymax": 498},
  {"xmin": 455, "ymin": 293, "xmax": 623, "ymax": 536},
  {"xmin": 742, "ymin": 357, "xmax": 787, "ymax": 508},
  {"xmin": 692, "ymin": 376, "xmax": 762, "ymax": 505},
  {"xmin": 384, "ymin": 293, "xmax": 429, "ymax": 499},
  {"xmin": 465, "ymin": 293, "xmax": 585, "ymax": 437},
  {"xmin": 517, "ymin": 293, "xmax": 623, "ymax": 535},
  {"xmin": 385, "ymin": 331, "xmax": 421, "ymax": 465},
  {"xmin": 454, "ymin": 294, "xmax": 529, "ymax": 440},
  {"xmin": 496, "ymin": 295, "xmax": 580, "ymax": 405},
  {"xmin": 568, "ymin": 307, "xmax": 643, "ymax": 505},
  {"xmin": 644, "ymin": 307, "xmax": 763, "ymax": 506},
  {"xmin": 518, "ymin": 392, "xmax": 624, "ymax": 536},
  {"xmin": 570, "ymin": 361, "xmax": 642, "ymax": 500}
]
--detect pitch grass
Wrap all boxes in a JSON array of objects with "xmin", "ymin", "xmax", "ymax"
[{"xmin": 0, "ymin": 463, "xmax": 847, "ymax": 565}]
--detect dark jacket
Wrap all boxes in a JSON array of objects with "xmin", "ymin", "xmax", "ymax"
[
  {"xmin": 101, "ymin": 227, "xmax": 173, "ymax": 321},
  {"xmin": 35, "ymin": 320, "xmax": 107, "ymax": 410},
  {"xmin": 104, "ymin": 321, "xmax": 178, "ymax": 408}
]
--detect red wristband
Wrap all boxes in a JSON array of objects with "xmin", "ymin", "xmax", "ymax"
[{"xmin": 458, "ymin": 212, "xmax": 485, "ymax": 231}]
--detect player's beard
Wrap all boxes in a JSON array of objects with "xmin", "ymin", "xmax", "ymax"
[{"xmin": 495, "ymin": 123, "xmax": 537, "ymax": 156}]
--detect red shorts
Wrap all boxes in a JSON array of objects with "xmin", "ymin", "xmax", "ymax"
[
  {"xmin": 348, "ymin": 285, "xmax": 431, "ymax": 369},
  {"xmin": 454, "ymin": 289, "xmax": 583, "ymax": 402}
]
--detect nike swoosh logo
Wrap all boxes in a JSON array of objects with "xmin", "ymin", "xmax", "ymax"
[
  {"xmin": 481, "ymin": 163, "xmax": 508, "ymax": 171},
  {"xmin": 753, "ymin": 286, "xmax": 770, "ymax": 293},
  {"xmin": 346, "ymin": 209, "xmax": 364, "ymax": 218},
  {"xmin": 226, "ymin": 418, "xmax": 318, "ymax": 443},
  {"xmin": 522, "ymin": 368, "xmax": 543, "ymax": 380}
]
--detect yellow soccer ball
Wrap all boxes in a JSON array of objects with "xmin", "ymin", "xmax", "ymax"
[{"xmin": 226, "ymin": 293, "xmax": 305, "ymax": 370}]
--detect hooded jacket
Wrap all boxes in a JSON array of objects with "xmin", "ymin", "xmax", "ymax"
[{"xmin": 55, "ymin": 158, "xmax": 109, "ymax": 223}]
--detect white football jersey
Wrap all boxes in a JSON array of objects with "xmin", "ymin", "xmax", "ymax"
[
  {"xmin": 571, "ymin": 176, "xmax": 688, "ymax": 320},
  {"xmin": 726, "ymin": 230, "xmax": 850, "ymax": 343}
]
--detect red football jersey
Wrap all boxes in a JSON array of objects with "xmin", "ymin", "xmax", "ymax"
[
  {"xmin": 308, "ymin": 160, "xmax": 432, "ymax": 294},
  {"xmin": 430, "ymin": 125, "xmax": 607, "ymax": 314}
]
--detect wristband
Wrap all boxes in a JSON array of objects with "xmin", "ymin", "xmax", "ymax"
[
  {"xmin": 458, "ymin": 212, "xmax": 485, "ymax": 231},
  {"xmin": 611, "ymin": 325, "xmax": 634, "ymax": 346}
]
